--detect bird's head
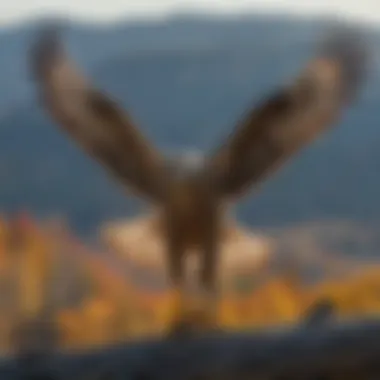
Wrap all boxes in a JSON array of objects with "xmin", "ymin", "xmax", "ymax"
[{"xmin": 163, "ymin": 148, "xmax": 207, "ymax": 181}]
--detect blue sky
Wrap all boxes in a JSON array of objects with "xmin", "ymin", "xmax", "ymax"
[{"xmin": 1, "ymin": 0, "xmax": 380, "ymax": 26}]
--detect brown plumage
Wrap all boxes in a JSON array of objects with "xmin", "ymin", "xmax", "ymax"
[{"xmin": 30, "ymin": 24, "xmax": 369, "ymax": 334}]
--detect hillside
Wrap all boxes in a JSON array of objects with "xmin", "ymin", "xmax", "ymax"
[{"xmin": 0, "ymin": 213, "xmax": 379, "ymax": 352}]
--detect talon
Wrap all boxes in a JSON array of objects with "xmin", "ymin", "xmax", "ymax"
[
  {"xmin": 167, "ymin": 287, "xmax": 188, "ymax": 333},
  {"xmin": 166, "ymin": 296, "xmax": 219, "ymax": 339},
  {"xmin": 196, "ymin": 289, "xmax": 219, "ymax": 327},
  {"xmin": 167, "ymin": 318, "xmax": 196, "ymax": 339}
]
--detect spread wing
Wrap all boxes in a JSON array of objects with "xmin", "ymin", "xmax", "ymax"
[
  {"xmin": 30, "ymin": 26, "xmax": 169, "ymax": 203},
  {"xmin": 205, "ymin": 26, "xmax": 369, "ymax": 200}
]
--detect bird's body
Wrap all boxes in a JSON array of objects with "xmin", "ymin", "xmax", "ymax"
[
  {"xmin": 156, "ymin": 155, "xmax": 225, "ymax": 330},
  {"xmin": 30, "ymin": 24, "xmax": 370, "ymax": 334},
  {"xmin": 163, "ymin": 178, "xmax": 218, "ymax": 248},
  {"xmin": 151, "ymin": 151, "xmax": 221, "ymax": 249}
]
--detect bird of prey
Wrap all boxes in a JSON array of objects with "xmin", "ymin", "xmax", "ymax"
[{"xmin": 30, "ymin": 24, "xmax": 369, "ymax": 335}]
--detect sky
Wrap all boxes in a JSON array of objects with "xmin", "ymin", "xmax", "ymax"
[{"xmin": 1, "ymin": 0, "xmax": 380, "ymax": 26}]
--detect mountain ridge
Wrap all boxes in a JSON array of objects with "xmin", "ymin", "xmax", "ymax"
[{"xmin": 0, "ymin": 15, "xmax": 378, "ymax": 235}]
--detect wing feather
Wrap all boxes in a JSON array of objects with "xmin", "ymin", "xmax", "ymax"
[
  {"xmin": 30, "ymin": 26, "xmax": 169, "ymax": 203},
  {"xmin": 205, "ymin": 26, "xmax": 370, "ymax": 200}
]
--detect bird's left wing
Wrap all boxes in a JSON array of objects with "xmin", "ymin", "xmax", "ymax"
[{"xmin": 30, "ymin": 26, "xmax": 169, "ymax": 203}]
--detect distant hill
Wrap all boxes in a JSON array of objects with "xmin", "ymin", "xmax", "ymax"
[{"xmin": 0, "ymin": 15, "xmax": 379, "ymax": 235}]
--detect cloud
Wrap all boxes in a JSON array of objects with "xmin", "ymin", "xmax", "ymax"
[{"xmin": 0, "ymin": 0, "xmax": 379, "ymax": 26}]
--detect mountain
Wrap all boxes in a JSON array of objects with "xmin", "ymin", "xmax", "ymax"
[{"xmin": 0, "ymin": 15, "xmax": 379, "ymax": 235}]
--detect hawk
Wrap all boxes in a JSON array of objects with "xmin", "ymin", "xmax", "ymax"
[{"xmin": 30, "ymin": 24, "xmax": 369, "ymax": 335}]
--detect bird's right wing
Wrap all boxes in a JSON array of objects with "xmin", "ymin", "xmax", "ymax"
[
  {"xmin": 30, "ymin": 26, "xmax": 169, "ymax": 203},
  {"xmin": 205, "ymin": 26, "xmax": 370, "ymax": 201}
]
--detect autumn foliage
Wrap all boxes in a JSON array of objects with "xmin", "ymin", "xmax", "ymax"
[{"xmin": 1, "ymin": 213, "xmax": 380, "ymax": 354}]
